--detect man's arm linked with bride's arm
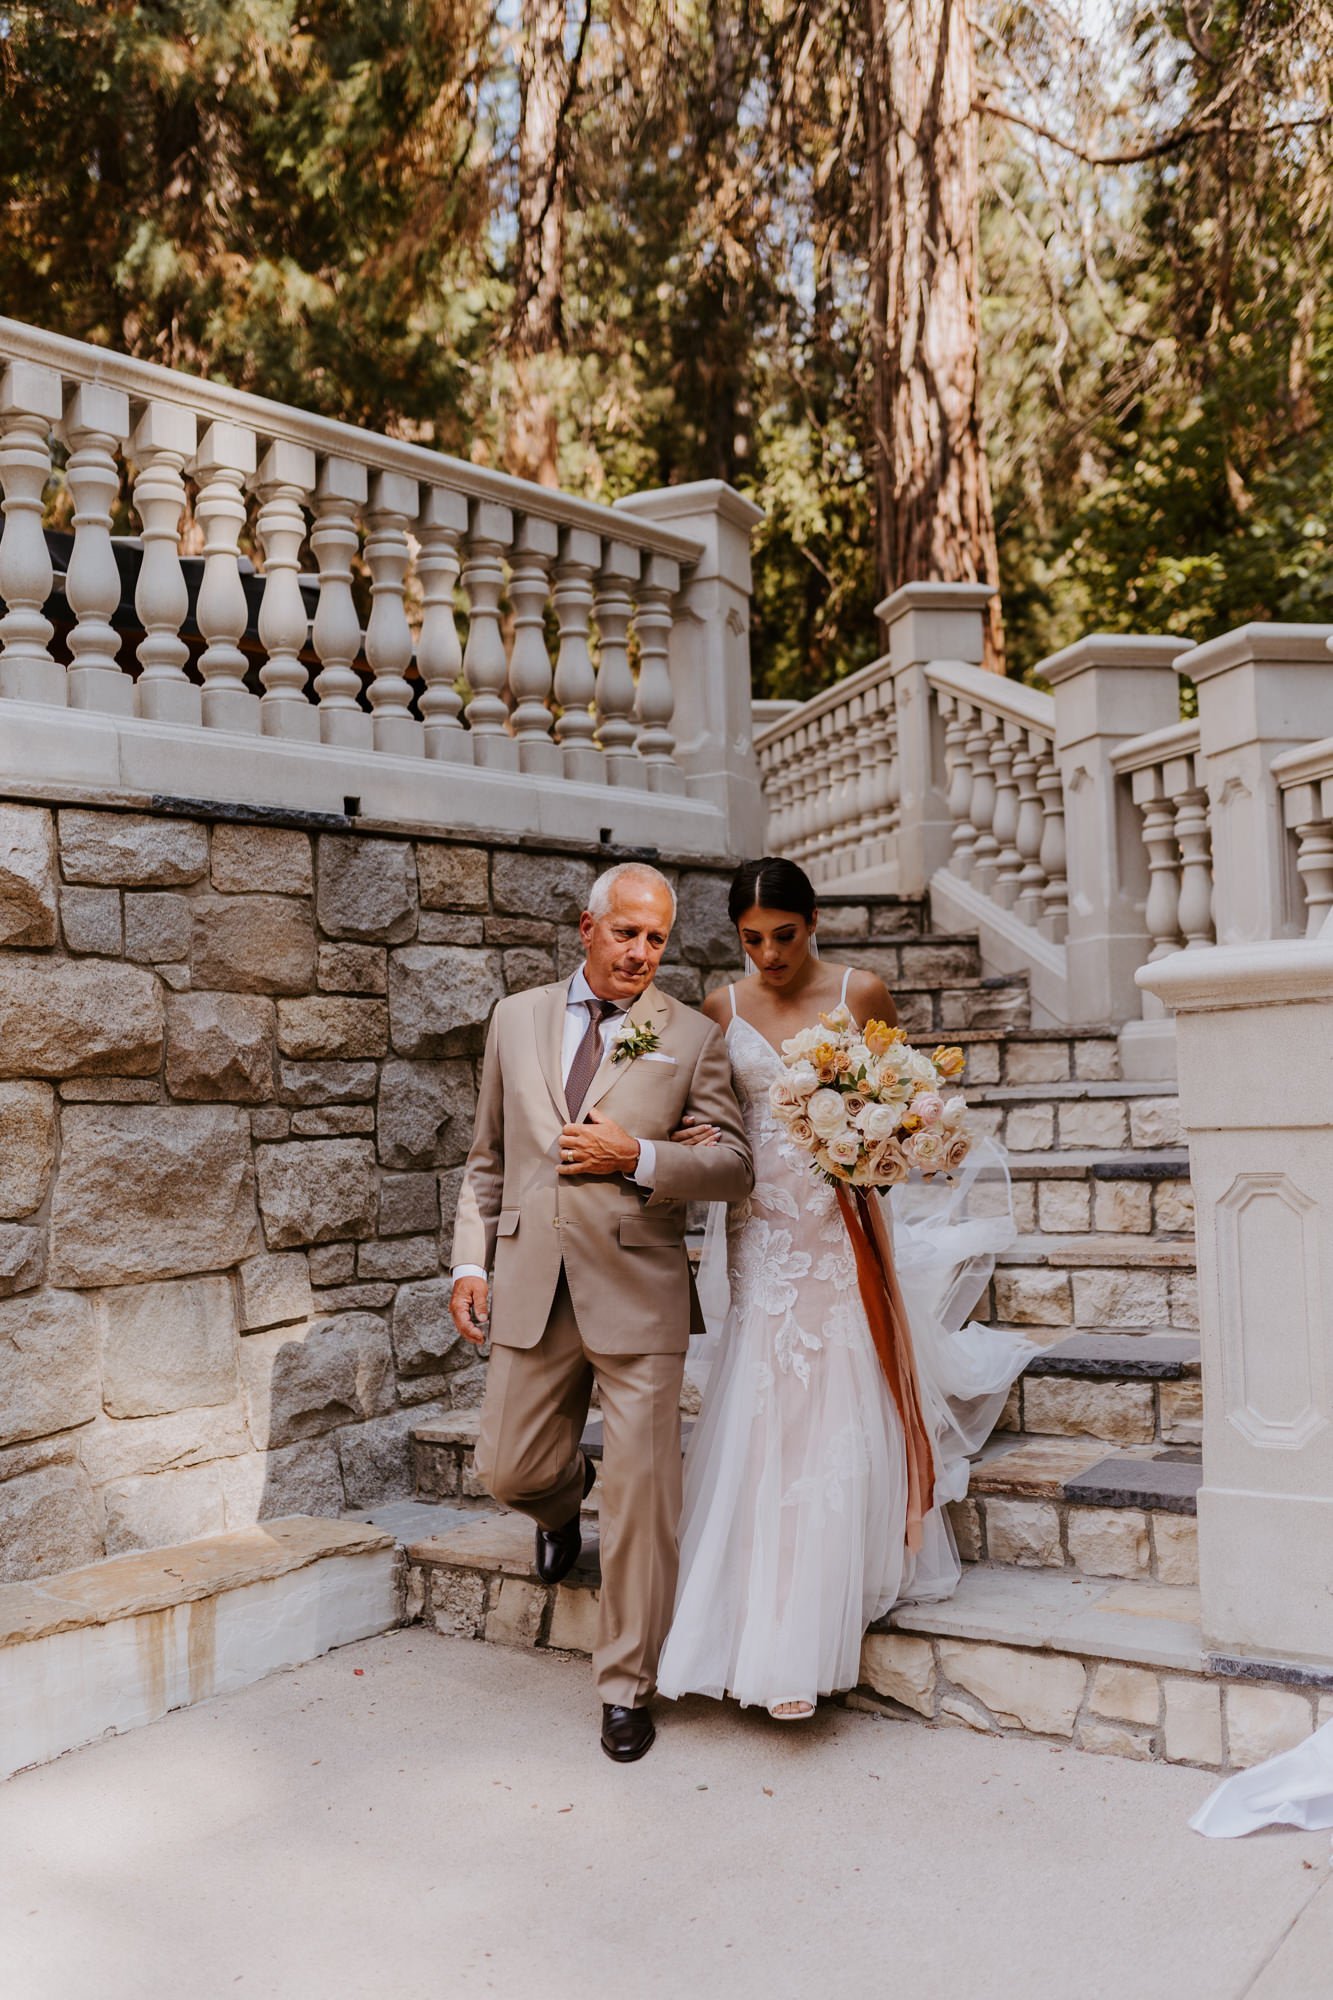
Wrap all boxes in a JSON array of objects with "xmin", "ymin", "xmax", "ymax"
[{"xmin": 449, "ymin": 1009, "xmax": 504, "ymax": 1345}]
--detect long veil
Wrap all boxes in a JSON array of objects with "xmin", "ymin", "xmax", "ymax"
[{"xmin": 689, "ymin": 1135, "xmax": 1031, "ymax": 1601}]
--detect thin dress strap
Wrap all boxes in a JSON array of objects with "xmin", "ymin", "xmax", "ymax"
[
  {"xmin": 839, "ymin": 965, "xmax": 852, "ymax": 1006},
  {"xmin": 727, "ymin": 983, "xmax": 738, "ymax": 1018}
]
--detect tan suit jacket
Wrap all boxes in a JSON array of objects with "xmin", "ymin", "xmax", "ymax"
[{"xmin": 451, "ymin": 977, "xmax": 752, "ymax": 1354}]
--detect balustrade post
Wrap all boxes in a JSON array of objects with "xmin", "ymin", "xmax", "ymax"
[
  {"xmin": 595, "ymin": 540, "xmax": 643, "ymax": 786},
  {"xmin": 965, "ymin": 712, "xmax": 1000, "ymax": 894},
  {"xmin": 460, "ymin": 499, "xmax": 514, "ymax": 768},
  {"xmin": 1182, "ymin": 623, "xmax": 1333, "ymax": 944},
  {"xmin": 0, "ymin": 363, "xmax": 63, "ymax": 705},
  {"xmin": 616, "ymin": 481, "xmax": 762, "ymax": 851},
  {"xmin": 1174, "ymin": 777, "xmax": 1215, "ymax": 948},
  {"xmin": 252, "ymin": 439, "xmax": 318, "ymax": 741},
  {"xmin": 990, "ymin": 728, "xmax": 1022, "ymax": 906},
  {"xmin": 507, "ymin": 514, "xmax": 560, "ymax": 775},
  {"xmin": 62, "ymin": 381, "xmax": 133, "ymax": 715},
  {"xmin": 941, "ymin": 696, "xmax": 977, "ymax": 878},
  {"xmin": 633, "ymin": 557, "xmax": 683, "ymax": 794},
  {"xmin": 878, "ymin": 582, "xmax": 992, "ymax": 897},
  {"xmin": 1294, "ymin": 820, "xmax": 1333, "ymax": 935},
  {"xmin": 311, "ymin": 457, "xmax": 372, "ymax": 749},
  {"xmin": 552, "ymin": 526, "xmax": 602, "ymax": 783},
  {"xmin": 1034, "ymin": 749, "xmax": 1068, "ymax": 941},
  {"xmin": 415, "ymin": 486, "xmax": 470, "ymax": 762},
  {"xmin": 364, "ymin": 470, "xmax": 423, "ymax": 757},
  {"xmin": 1011, "ymin": 732, "xmax": 1047, "ymax": 927},
  {"xmin": 131, "ymin": 400, "xmax": 200, "ymax": 726},
  {"xmin": 1042, "ymin": 634, "xmax": 1185, "ymax": 1029},
  {"xmin": 194, "ymin": 421, "xmax": 260, "ymax": 735}
]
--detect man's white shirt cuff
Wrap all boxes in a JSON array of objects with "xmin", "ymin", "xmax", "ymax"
[
  {"xmin": 452, "ymin": 1264, "xmax": 487, "ymax": 1282},
  {"xmin": 632, "ymin": 1139, "xmax": 656, "ymax": 1187}
]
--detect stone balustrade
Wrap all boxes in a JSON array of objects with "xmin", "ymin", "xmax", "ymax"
[
  {"xmin": 1272, "ymin": 735, "xmax": 1333, "ymax": 936},
  {"xmin": 0, "ymin": 318, "xmax": 764, "ymax": 858}
]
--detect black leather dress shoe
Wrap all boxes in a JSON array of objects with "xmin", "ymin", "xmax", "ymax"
[
  {"xmin": 601, "ymin": 1704, "xmax": 656, "ymax": 1763},
  {"xmin": 534, "ymin": 1453, "xmax": 597, "ymax": 1587}
]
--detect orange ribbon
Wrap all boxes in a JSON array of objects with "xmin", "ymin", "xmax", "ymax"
[{"xmin": 834, "ymin": 1182, "xmax": 936, "ymax": 1553}]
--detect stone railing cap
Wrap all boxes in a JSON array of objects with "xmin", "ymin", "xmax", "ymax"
[
  {"xmin": 1137, "ymin": 935, "xmax": 1333, "ymax": 1012},
  {"xmin": 1040, "ymin": 634, "xmax": 1190, "ymax": 687},
  {"xmin": 1176, "ymin": 622, "xmax": 1333, "ymax": 683},
  {"xmin": 616, "ymin": 479, "xmax": 764, "ymax": 532},
  {"xmin": 875, "ymin": 581, "xmax": 996, "ymax": 623}
]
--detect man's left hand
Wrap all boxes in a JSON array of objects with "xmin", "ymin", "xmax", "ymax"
[{"xmin": 559, "ymin": 1106, "xmax": 639, "ymax": 1177}]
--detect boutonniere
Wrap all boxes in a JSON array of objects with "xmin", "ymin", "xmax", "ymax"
[{"xmin": 611, "ymin": 1019, "xmax": 662, "ymax": 1065}]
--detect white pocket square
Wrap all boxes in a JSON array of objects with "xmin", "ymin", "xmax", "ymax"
[{"xmin": 640, "ymin": 1051, "xmax": 677, "ymax": 1065}]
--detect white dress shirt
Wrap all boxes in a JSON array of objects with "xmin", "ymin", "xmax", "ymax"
[{"xmin": 452, "ymin": 966, "xmax": 656, "ymax": 1281}]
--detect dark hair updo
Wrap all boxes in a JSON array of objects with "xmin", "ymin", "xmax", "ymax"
[{"xmin": 727, "ymin": 856, "xmax": 818, "ymax": 926}]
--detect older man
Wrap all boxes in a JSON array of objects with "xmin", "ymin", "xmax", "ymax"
[{"xmin": 450, "ymin": 862, "xmax": 752, "ymax": 1762}]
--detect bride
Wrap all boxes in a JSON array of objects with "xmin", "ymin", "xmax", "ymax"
[{"xmin": 656, "ymin": 856, "xmax": 1032, "ymax": 1721}]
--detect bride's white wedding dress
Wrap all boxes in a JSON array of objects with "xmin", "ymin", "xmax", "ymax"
[{"xmin": 656, "ymin": 973, "xmax": 1033, "ymax": 1712}]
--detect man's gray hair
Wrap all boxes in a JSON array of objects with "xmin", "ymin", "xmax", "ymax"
[{"xmin": 586, "ymin": 862, "xmax": 677, "ymax": 924}]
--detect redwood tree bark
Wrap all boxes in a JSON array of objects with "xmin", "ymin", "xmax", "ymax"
[{"xmin": 865, "ymin": 0, "xmax": 1004, "ymax": 667}]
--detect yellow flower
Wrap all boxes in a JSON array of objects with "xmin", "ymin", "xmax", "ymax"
[
  {"xmin": 933, "ymin": 1045, "xmax": 966, "ymax": 1079},
  {"xmin": 864, "ymin": 1019, "xmax": 902, "ymax": 1057},
  {"xmin": 901, "ymin": 1111, "xmax": 922, "ymax": 1134}
]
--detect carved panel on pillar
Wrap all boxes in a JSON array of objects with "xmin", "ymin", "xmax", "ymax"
[{"xmin": 1215, "ymin": 1171, "xmax": 1326, "ymax": 1451}]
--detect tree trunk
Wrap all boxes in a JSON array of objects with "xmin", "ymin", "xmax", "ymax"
[
  {"xmin": 865, "ymin": 0, "xmax": 1003, "ymax": 667},
  {"xmin": 506, "ymin": 0, "xmax": 581, "ymax": 485}
]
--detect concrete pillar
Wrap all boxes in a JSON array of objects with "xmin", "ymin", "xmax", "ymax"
[
  {"xmin": 1139, "ymin": 930, "xmax": 1333, "ymax": 1672},
  {"xmin": 877, "ymin": 582, "xmax": 993, "ymax": 897}
]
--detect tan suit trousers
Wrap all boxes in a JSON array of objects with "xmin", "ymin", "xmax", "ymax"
[{"xmin": 474, "ymin": 1269, "xmax": 685, "ymax": 1707}]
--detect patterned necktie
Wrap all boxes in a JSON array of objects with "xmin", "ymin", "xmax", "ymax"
[{"xmin": 566, "ymin": 997, "xmax": 618, "ymax": 1119}]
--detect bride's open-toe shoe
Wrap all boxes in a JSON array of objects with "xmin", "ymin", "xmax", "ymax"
[{"xmin": 768, "ymin": 1699, "xmax": 816, "ymax": 1721}]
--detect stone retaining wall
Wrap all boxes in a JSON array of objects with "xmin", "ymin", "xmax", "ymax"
[{"xmin": 0, "ymin": 799, "xmax": 744, "ymax": 1583}]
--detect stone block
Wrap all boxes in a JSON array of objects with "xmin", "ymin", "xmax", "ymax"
[
  {"xmin": 1169, "ymin": 1273, "xmax": 1200, "ymax": 1330},
  {"xmin": 992, "ymin": 1269, "xmax": 1073, "ymax": 1326},
  {"xmin": 502, "ymin": 947, "xmax": 556, "ymax": 993},
  {"xmin": 379, "ymin": 1171, "xmax": 440, "ymax": 1238},
  {"xmin": 359, "ymin": 1235, "xmax": 438, "ymax": 1282},
  {"xmin": 937, "ymin": 1641, "xmax": 1086, "ymax": 1735},
  {"xmin": 484, "ymin": 917, "xmax": 556, "ymax": 947},
  {"xmin": 1009, "ymin": 1184, "xmax": 1036, "ymax": 1233},
  {"xmin": 673, "ymin": 872, "xmax": 733, "ymax": 965},
  {"xmin": 938, "ymin": 1692, "xmax": 1000, "ymax": 1733},
  {"xmin": 1066, "ymin": 1507, "xmax": 1151, "ymax": 1578},
  {"xmin": 430, "ymin": 1566, "xmax": 488, "ymax": 1638},
  {"xmin": 60, "ymin": 885, "xmax": 122, "ymax": 956},
  {"xmin": 0, "ymin": 1461, "xmax": 101, "ymax": 1581},
  {"xmin": 491, "ymin": 851, "xmax": 594, "ymax": 925},
  {"xmin": 1037, "ymin": 1182, "xmax": 1091, "ymax": 1233},
  {"xmin": 378, "ymin": 1058, "xmax": 477, "ymax": 1170},
  {"xmin": 217, "ymin": 1437, "xmax": 345, "ymax": 1524},
  {"xmin": 101, "ymin": 1274, "xmax": 239, "ymax": 1418},
  {"xmin": 981, "ymin": 1497, "xmax": 1063, "ymax": 1566},
  {"xmin": 276, "ymin": 996, "xmax": 389, "ymax": 1061},
  {"xmin": 486, "ymin": 1575, "xmax": 547, "ymax": 1647},
  {"xmin": 50, "ymin": 1104, "xmax": 258, "ymax": 1287},
  {"xmin": 1225, "ymin": 1685, "xmax": 1314, "ymax": 1768},
  {"xmin": 124, "ymin": 891, "xmax": 192, "ymax": 964},
  {"xmin": 337, "ymin": 1403, "xmax": 442, "ymax": 1507},
  {"xmin": 0, "ymin": 1223, "xmax": 45, "ymax": 1298},
  {"xmin": 1079, "ymin": 1719, "xmax": 1155, "ymax": 1761},
  {"xmin": 241, "ymin": 1312, "xmax": 395, "ymax": 1449},
  {"xmin": 309, "ymin": 1243, "xmax": 356, "ymax": 1285},
  {"xmin": 290, "ymin": 1107, "xmax": 375, "ymax": 1137},
  {"xmin": 211, "ymin": 824, "xmax": 313, "ymax": 896},
  {"xmin": 0, "ymin": 1081, "xmax": 56, "ymax": 1219},
  {"xmin": 1129, "ymin": 1096, "xmax": 1182, "ymax": 1148},
  {"xmin": 438, "ymin": 1165, "xmax": 465, "ymax": 1243},
  {"xmin": 1071, "ymin": 1269, "xmax": 1169, "ymax": 1329},
  {"xmin": 255, "ymin": 1138, "xmax": 379, "ymax": 1248},
  {"xmin": 317, "ymin": 834, "xmax": 419, "ymax": 942},
  {"xmin": 388, "ymin": 945, "xmax": 505, "ymax": 1058},
  {"xmin": 165, "ymin": 992, "xmax": 276, "ymax": 1103},
  {"xmin": 548, "ymin": 1584, "xmax": 599, "ymax": 1654},
  {"xmin": 316, "ymin": 1282, "xmax": 396, "ymax": 1311},
  {"xmin": 1154, "ymin": 1181, "xmax": 1195, "ymax": 1234},
  {"xmin": 1057, "ymin": 1099, "xmax": 1129, "ymax": 1149},
  {"xmin": 652, "ymin": 964, "xmax": 704, "ymax": 1006},
  {"xmin": 1163, "ymin": 1679, "xmax": 1222, "ymax": 1766},
  {"xmin": 1092, "ymin": 1181, "xmax": 1152, "ymax": 1234},
  {"xmin": 0, "ymin": 1288, "xmax": 98, "ymax": 1446},
  {"xmin": 947, "ymin": 1498, "xmax": 983, "ymax": 1561},
  {"xmin": 190, "ymin": 893, "xmax": 317, "ymax": 994},
  {"xmin": 813, "ymin": 903, "xmax": 868, "ymax": 942},
  {"xmin": 392, "ymin": 1277, "xmax": 464, "ymax": 1378},
  {"xmin": 251, "ymin": 1107, "xmax": 290, "ymax": 1140},
  {"xmin": 0, "ymin": 804, "xmax": 58, "ymax": 947},
  {"xmin": 417, "ymin": 843, "xmax": 489, "ymax": 911},
  {"xmin": 900, "ymin": 941, "xmax": 980, "ymax": 985},
  {"xmin": 1090, "ymin": 1663, "xmax": 1160, "ymax": 1725},
  {"xmin": 859, "ymin": 1632, "xmax": 936, "ymax": 1716},
  {"xmin": 0, "ymin": 955, "xmax": 163, "ymax": 1079},
  {"xmin": 102, "ymin": 1461, "xmax": 227, "ymax": 1554},
  {"xmin": 1003, "ymin": 1041, "xmax": 1070, "ymax": 1085},
  {"xmin": 1003, "ymin": 1105, "xmax": 1055, "ymax": 1152},
  {"xmin": 1152, "ymin": 1513, "xmax": 1199, "ymax": 1585},
  {"xmin": 1022, "ymin": 1378, "xmax": 1155, "ymax": 1446},
  {"xmin": 59, "ymin": 809, "xmax": 209, "ymax": 886},
  {"xmin": 77, "ymin": 1401, "xmax": 251, "ymax": 1485},
  {"xmin": 1159, "ymin": 1379, "xmax": 1203, "ymax": 1446},
  {"xmin": 60, "ymin": 1078, "xmax": 162, "ymax": 1103},
  {"xmin": 237, "ymin": 1251, "xmax": 313, "ymax": 1334},
  {"xmin": 419, "ymin": 914, "xmax": 485, "ymax": 945},
  {"xmin": 1074, "ymin": 1040, "xmax": 1120, "ymax": 1082},
  {"xmin": 317, "ymin": 943, "xmax": 387, "ymax": 995},
  {"xmin": 997, "ymin": 1383, "xmax": 1021, "ymax": 1432},
  {"xmin": 277, "ymin": 1060, "xmax": 378, "ymax": 1106},
  {"xmin": 964, "ymin": 1043, "xmax": 1001, "ymax": 1085},
  {"xmin": 936, "ymin": 985, "xmax": 1028, "ymax": 1032}
]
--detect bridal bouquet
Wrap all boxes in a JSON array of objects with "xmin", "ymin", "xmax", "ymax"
[{"xmin": 768, "ymin": 1006, "xmax": 971, "ymax": 1188}]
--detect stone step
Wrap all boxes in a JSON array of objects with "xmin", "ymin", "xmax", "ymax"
[
  {"xmin": 0, "ymin": 1516, "xmax": 401, "ymax": 1784},
  {"xmin": 949, "ymin": 1030, "xmax": 1122, "ymax": 1089},
  {"xmin": 949, "ymin": 1435, "xmax": 1202, "ymax": 1586},
  {"xmin": 403, "ymin": 1507, "xmax": 1333, "ymax": 1774},
  {"xmin": 874, "ymin": 976, "xmax": 1032, "ymax": 1038},
  {"xmin": 1007, "ymin": 1154, "xmax": 1193, "ymax": 1240},
  {"xmin": 988, "ymin": 1232, "xmax": 1197, "ymax": 1334},
  {"xmin": 998, "ymin": 1332, "xmax": 1201, "ymax": 1449},
  {"xmin": 814, "ymin": 892, "xmax": 930, "ymax": 940},
  {"xmin": 967, "ymin": 1082, "xmax": 1183, "ymax": 1156}
]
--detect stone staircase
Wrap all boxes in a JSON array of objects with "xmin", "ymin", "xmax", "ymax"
[{"xmin": 388, "ymin": 893, "xmax": 1329, "ymax": 1774}]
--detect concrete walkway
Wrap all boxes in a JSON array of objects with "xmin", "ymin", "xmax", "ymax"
[{"xmin": 2, "ymin": 1629, "xmax": 1330, "ymax": 2000}]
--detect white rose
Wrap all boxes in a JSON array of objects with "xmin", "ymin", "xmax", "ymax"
[
  {"xmin": 785, "ymin": 1060, "xmax": 820, "ymax": 1098},
  {"xmin": 941, "ymin": 1095, "xmax": 968, "ymax": 1129},
  {"xmin": 826, "ymin": 1129, "xmax": 861, "ymax": 1168},
  {"xmin": 905, "ymin": 1128, "xmax": 948, "ymax": 1173},
  {"xmin": 861, "ymin": 1102, "xmax": 903, "ymax": 1143},
  {"xmin": 807, "ymin": 1088, "xmax": 847, "ymax": 1138}
]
